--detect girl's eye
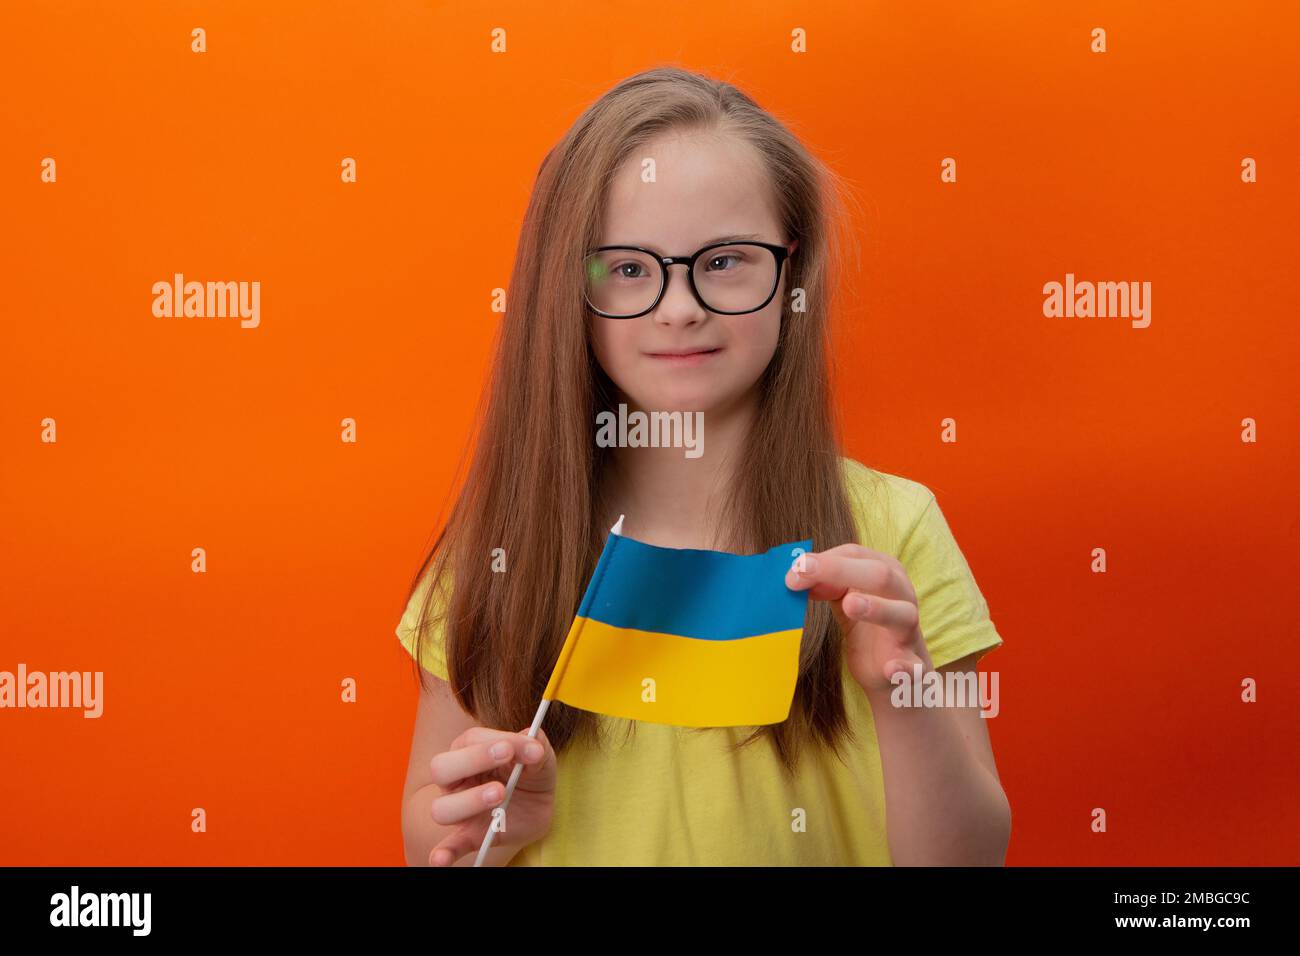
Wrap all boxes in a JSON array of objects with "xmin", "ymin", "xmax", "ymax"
[
  {"xmin": 614, "ymin": 262, "xmax": 649, "ymax": 279},
  {"xmin": 705, "ymin": 254, "xmax": 741, "ymax": 272}
]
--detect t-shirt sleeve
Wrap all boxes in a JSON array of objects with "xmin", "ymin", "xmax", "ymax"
[
  {"xmin": 896, "ymin": 491, "xmax": 1004, "ymax": 671},
  {"xmin": 395, "ymin": 569, "xmax": 450, "ymax": 681}
]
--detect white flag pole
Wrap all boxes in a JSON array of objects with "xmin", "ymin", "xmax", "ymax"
[
  {"xmin": 471, "ymin": 698, "xmax": 551, "ymax": 867},
  {"xmin": 471, "ymin": 515, "xmax": 624, "ymax": 868}
]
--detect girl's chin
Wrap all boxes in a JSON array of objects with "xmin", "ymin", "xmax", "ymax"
[{"xmin": 618, "ymin": 385, "xmax": 726, "ymax": 413}]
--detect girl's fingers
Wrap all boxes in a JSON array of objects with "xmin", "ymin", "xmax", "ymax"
[
  {"xmin": 464, "ymin": 724, "xmax": 553, "ymax": 764},
  {"xmin": 431, "ymin": 729, "xmax": 547, "ymax": 789},
  {"xmin": 785, "ymin": 551, "xmax": 912, "ymax": 602},
  {"xmin": 431, "ymin": 779, "xmax": 506, "ymax": 827},
  {"xmin": 429, "ymin": 828, "xmax": 481, "ymax": 867},
  {"xmin": 511, "ymin": 727, "xmax": 555, "ymax": 779},
  {"xmin": 429, "ymin": 739, "xmax": 514, "ymax": 789},
  {"xmin": 814, "ymin": 542, "xmax": 882, "ymax": 561},
  {"xmin": 842, "ymin": 590, "xmax": 919, "ymax": 634},
  {"xmin": 882, "ymin": 657, "xmax": 920, "ymax": 682}
]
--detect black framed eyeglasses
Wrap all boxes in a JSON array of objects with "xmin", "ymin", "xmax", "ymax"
[{"xmin": 583, "ymin": 239, "xmax": 798, "ymax": 319}]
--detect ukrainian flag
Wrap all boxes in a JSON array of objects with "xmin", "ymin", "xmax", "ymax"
[{"xmin": 543, "ymin": 520, "xmax": 812, "ymax": 727}]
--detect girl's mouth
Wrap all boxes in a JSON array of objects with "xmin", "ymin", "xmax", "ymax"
[{"xmin": 644, "ymin": 347, "xmax": 723, "ymax": 368}]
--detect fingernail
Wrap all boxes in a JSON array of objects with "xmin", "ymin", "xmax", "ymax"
[
  {"xmin": 796, "ymin": 554, "xmax": 817, "ymax": 574},
  {"xmin": 526, "ymin": 742, "xmax": 543, "ymax": 761},
  {"xmin": 490, "ymin": 742, "xmax": 509, "ymax": 760},
  {"xmin": 483, "ymin": 785, "xmax": 501, "ymax": 804}
]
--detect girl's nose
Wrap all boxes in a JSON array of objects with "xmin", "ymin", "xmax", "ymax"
[{"xmin": 653, "ymin": 264, "xmax": 707, "ymax": 326}]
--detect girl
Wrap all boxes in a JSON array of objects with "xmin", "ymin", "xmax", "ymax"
[{"xmin": 397, "ymin": 66, "xmax": 1009, "ymax": 866}]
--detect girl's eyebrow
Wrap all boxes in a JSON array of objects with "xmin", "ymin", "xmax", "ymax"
[{"xmin": 704, "ymin": 232, "xmax": 766, "ymax": 244}]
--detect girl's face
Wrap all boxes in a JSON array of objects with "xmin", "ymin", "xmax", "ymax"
[{"xmin": 590, "ymin": 130, "xmax": 789, "ymax": 417}]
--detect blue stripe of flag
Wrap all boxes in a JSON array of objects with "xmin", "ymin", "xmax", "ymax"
[{"xmin": 577, "ymin": 533, "xmax": 813, "ymax": 641}]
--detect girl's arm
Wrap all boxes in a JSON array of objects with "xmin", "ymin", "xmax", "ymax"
[
  {"xmin": 865, "ymin": 650, "xmax": 1011, "ymax": 866},
  {"xmin": 787, "ymin": 547, "xmax": 1011, "ymax": 865}
]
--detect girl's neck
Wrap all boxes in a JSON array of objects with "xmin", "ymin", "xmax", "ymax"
[{"xmin": 600, "ymin": 390, "xmax": 759, "ymax": 550}]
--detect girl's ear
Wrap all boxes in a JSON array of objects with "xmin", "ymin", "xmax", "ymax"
[{"xmin": 789, "ymin": 238, "xmax": 799, "ymax": 254}]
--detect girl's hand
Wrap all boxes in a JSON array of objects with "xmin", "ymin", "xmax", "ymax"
[
  {"xmin": 427, "ymin": 725, "xmax": 557, "ymax": 866},
  {"xmin": 785, "ymin": 544, "xmax": 934, "ymax": 695}
]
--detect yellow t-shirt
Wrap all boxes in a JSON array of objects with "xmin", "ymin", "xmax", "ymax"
[{"xmin": 394, "ymin": 458, "xmax": 1004, "ymax": 865}]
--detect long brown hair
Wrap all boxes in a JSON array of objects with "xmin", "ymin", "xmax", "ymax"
[{"xmin": 403, "ymin": 65, "xmax": 871, "ymax": 774}]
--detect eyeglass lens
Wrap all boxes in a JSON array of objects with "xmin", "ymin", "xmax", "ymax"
[{"xmin": 584, "ymin": 244, "xmax": 778, "ymax": 317}]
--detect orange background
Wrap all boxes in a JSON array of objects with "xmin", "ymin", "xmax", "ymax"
[{"xmin": 2, "ymin": 1, "xmax": 1296, "ymax": 865}]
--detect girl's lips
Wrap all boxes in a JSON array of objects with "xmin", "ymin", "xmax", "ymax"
[{"xmin": 644, "ymin": 348, "xmax": 723, "ymax": 368}]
